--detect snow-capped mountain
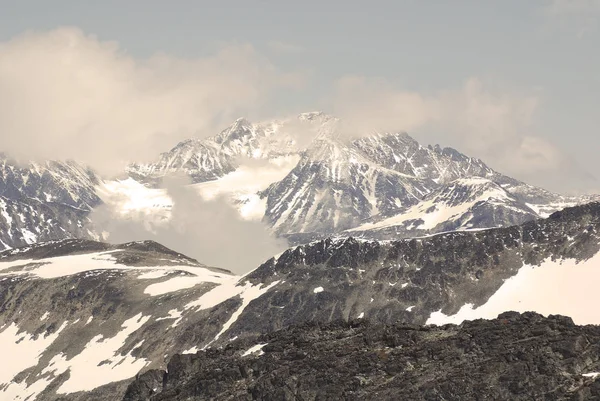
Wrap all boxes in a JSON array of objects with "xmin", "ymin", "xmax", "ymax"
[
  {"xmin": 127, "ymin": 113, "xmax": 331, "ymax": 185},
  {"xmin": 119, "ymin": 114, "xmax": 599, "ymax": 244},
  {"xmin": 259, "ymin": 126, "xmax": 594, "ymax": 240},
  {"xmin": 0, "ymin": 156, "xmax": 100, "ymax": 209},
  {"xmin": 352, "ymin": 132, "xmax": 496, "ymax": 185},
  {"xmin": 3, "ymin": 202, "xmax": 600, "ymax": 400},
  {"xmin": 0, "ymin": 156, "xmax": 101, "ymax": 249}
]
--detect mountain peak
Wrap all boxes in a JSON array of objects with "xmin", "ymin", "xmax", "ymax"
[
  {"xmin": 297, "ymin": 111, "xmax": 336, "ymax": 122},
  {"xmin": 214, "ymin": 117, "xmax": 255, "ymax": 144}
]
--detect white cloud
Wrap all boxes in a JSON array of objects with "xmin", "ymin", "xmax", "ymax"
[
  {"xmin": 91, "ymin": 174, "xmax": 287, "ymax": 274},
  {"xmin": 330, "ymin": 75, "xmax": 583, "ymax": 190},
  {"xmin": 0, "ymin": 27, "xmax": 305, "ymax": 176},
  {"xmin": 331, "ymin": 75, "xmax": 439, "ymax": 136}
]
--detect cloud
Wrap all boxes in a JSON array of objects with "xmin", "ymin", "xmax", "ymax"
[
  {"xmin": 90, "ymin": 174, "xmax": 287, "ymax": 274},
  {"xmin": 330, "ymin": 75, "xmax": 591, "ymax": 192},
  {"xmin": 544, "ymin": 0, "xmax": 600, "ymax": 36},
  {"xmin": 331, "ymin": 75, "xmax": 439, "ymax": 136},
  {"xmin": 0, "ymin": 27, "xmax": 305, "ymax": 176}
]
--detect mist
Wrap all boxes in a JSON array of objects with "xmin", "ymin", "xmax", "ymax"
[
  {"xmin": 90, "ymin": 175, "xmax": 288, "ymax": 275},
  {"xmin": 330, "ymin": 76, "xmax": 598, "ymax": 194}
]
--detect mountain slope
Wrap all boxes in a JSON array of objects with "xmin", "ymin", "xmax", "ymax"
[
  {"xmin": 0, "ymin": 239, "xmax": 239, "ymax": 400},
  {"xmin": 347, "ymin": 177, "xmax": 539, "ymax": 239},
  {"xmin": 262, "ymin": 135, "xmax": 431, "ymax": 235},
  {"xmin": 0, "ymin": 156, "xmax": 102, "ymax": 250},
  {"xmin": 207, "ymin": 201, "xmax": 600, "ymax": 344}
]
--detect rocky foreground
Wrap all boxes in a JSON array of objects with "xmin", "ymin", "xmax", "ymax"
[{"xmin": 124, "ymin": 312, "xmax": 600, "ymax": 400}]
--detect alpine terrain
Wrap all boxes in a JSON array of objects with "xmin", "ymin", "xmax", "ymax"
[{"xmin": 2, "ymin": 202, "xmax": 600, "ymax": 399}]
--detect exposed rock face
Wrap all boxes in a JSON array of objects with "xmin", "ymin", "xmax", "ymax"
[
  {"xmin": 123, "ymin": 312, "xmax": 600, "ymax": 401},
  {"xmin": 0, "ymin": 156, "xmax": 102, "ymax": 250}
]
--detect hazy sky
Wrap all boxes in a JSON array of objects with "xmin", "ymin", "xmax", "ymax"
[{"xmin": 0, "ymin": 0, "xmax": 599, "ymax": 193}]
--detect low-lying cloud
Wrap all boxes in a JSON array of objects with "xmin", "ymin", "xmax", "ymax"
[{"xmin": 91, "ymin": 175, "xmax": 287, "ymax": 274}]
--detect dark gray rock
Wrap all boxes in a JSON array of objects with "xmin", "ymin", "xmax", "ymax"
[{"xmin": 123, "ymin": 312, "xmax": 600, "ymax": 401}]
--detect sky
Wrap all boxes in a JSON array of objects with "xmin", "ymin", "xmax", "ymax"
[{"xmin": 0, "ymin": 0, "xmax": 599, "ymax": 193}]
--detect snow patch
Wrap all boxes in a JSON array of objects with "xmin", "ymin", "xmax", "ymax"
[
  {"xmin": 44, "ymin": 313, "xmax": 151, "ymax": 394},
  {"xmin": 242, "ymin": 343, "xmax": 267, "ymax": 357},
  {"xmin": 426, "ymin": 253, "xmax": 600, "ymax": 326}
]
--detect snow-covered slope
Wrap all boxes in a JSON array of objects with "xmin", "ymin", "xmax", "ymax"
[
  {"xmin": 262, "ymin": 134, "xmax": 431, "ymax": 235},
  {"xmin": 347, "ymin": 177, "xmax": 539, "ymax": 238},
  {"xmin": 427, "ymin": 252, "xmax": 600, "ymax": 326},
  {"xmin": 0, "ymin": 239, "xmax": 280, "ymax": 400}
]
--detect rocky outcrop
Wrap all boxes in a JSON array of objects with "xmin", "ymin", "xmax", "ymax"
[{"xmin": 124, "ymin": 312, "xmax": 600, "ymax": 400}]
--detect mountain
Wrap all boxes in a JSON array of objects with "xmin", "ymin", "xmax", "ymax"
[
  {"xmin": 3, "ymin": 202, "xmax": 600, "ymax": 399},
  {"xmin": 124, "ymin": 312, "xmax": 600, "ymax": 401},
  {"xmin": 260, "ymin": 127, "xmax": 594, "ymax": 241},
  {"xmin": 120, "ymin": 113, "xmax": 598, "ymax": 244},
  {"xmin": 127, "ymin": 113, "xmax": 332, "ymax": 186},
  {"xmin": 352, "ymin": 132, "xmax": 496, "ymax": 185},
  {"xmin": 1, "ymin": 113, "xmax": 589, "ymax": 250},
  {"xmin": 0, "ymin": 156, "xmax": 100, "ymax": 209},
  {"xmin": 195, "ymin": 202, "xmax": 600, "ymax": 343},
  {"xmin": 0, "ymin": 156, "xmax": 101, "ymax": 250}
]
